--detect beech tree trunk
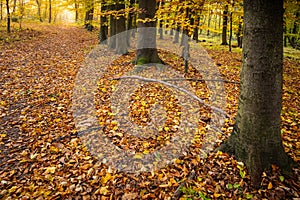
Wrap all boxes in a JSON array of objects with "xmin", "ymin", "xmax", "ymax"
[
  {"xmin": 6, "ymin": 0, "xmax": 10, "ymax": 33},
  {"xmin": 108, "ymin": 2, "xmax": 116, "ymax": 49},
  {"xmin": 135, "ymin": 0, "xmax": 161, "ymax": 65},
  {"xmin": 35, "ymin": 0, "xmax": 43, "ymax": 22},
  {"xmin": 48, "ymin": 0, "xmax": 51, "ymax": 23},
  {"xmin": 115, "ymin": 1, "xmax": 128, "ymax": 54},
  {"xmin": 84, "ymin": 0, "xmax": 94, "ymax": 31},
  {"xmin": 219, "ymin": 0, "xmax": 294, "ymax": 186},
  {"xmin": 221, "ymin": 4, "xmax": 228, "ymax": 45},
  {"xmin": 99, "ymin": 0, "xmax": 108, "ymax": 44},
  {"xmin": 74, "ymin": 0, "xmax": 78, "ymax": 22}
]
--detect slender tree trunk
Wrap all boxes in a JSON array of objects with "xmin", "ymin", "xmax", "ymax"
[
  {"xmin": 108, "ymin": 2, "xmax": 116, "ymax": 49},
  {"xmin": 6, "ymin": 0, "xmax": 10, "ymax": 33},
  {"xmin": 115, "ymin": 0, "xmax": 128, "ymax": 54},
  {"xmin": 0, "ymin": 0, "xmax": 3, "ymax": 21},
  {"xmin": 173, "ymin": 24, "xmax": 180, "ymax": 43},
  {"xmin": 158, "ymin": 0, "xmax": 164, "ymax": 39},
  {"xmin": 290, "ymin": 11, "xmax": 298, "ymax": 48},
  {"xmin": 99, "ymin": 1, "xmax": 108, "ymax": 44},
  {"xmin": 193, "ymin": 17, "xmax": 200, "ymax": 42},
  {"xmin": 229, "ymin": 11, "xmax": 233, "ymax": 52},
  {"xmin": 35, "ymin": 0, "xmax": 43, "ymax": 22},
  {"xmin": 219, "ymin": 0, "xmax": 294, "ymax": 187},
  {"xmin": 84, "ymin": 0, "xmax": 94, "ymax": 31},
  {"xmin": 221, "ymin": 4, "xmax": 228, "ymax": 45},
  {"xmin": 127, "ymin": 0, "xmax": 135, "ymax": 44},
  {"xmin": 74, "ymin": 0, "xmax": 78, "ymax": 22},
  {"xmin": 236, "ymin": 18, "xmax": 243, "ymax": 48},
  {"xmin": 135, "ymin": 0, "xmax": 161, "ymax": 65},
  {"xmin": 48, "ymin": 0, "xmax": 52, "ymax": 23},
  {"xmin": 207, "ymin": 10, "xmax": 211, "ymax": 36}
]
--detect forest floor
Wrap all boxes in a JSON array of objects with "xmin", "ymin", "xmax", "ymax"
[{"xmin": 0, "ymin": 23, "xmax": 299, "ymax": 199}]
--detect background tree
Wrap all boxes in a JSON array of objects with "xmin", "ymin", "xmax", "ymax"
[
  {"xmin": 6, "ymin": 0, "xmax": 10, "ymax": 33},
  {"xmin": 221, "ymin": 4, "xmax": 228, "ymax": 45},
  {"xmin": 35, "ymin": 0, "xmax": 43, "ymax": 22},
  {"xmin": 219, "ymin": 0, "xmax": 296, "ymax": 186},
  {"xmin": 135, "ymin": 0, "xmax": 161, "ymax": 64},
  {"xmin": 115, "ymin": 0, "xmax": 128, "ymax": 54},
  {"xmin": 84, "ymin": 0, "xmax": 94, "ymax": 31},
  {"xmin": 48, "ymin": 0, "xmax": 52, "ymax": 23},
  {"xmin": 99, "ymin": 0, "xmax": 108, "ymax": 44},
  {"xmin": 0, "ymin": 0, "xmax": 3, "ymax": 21}
]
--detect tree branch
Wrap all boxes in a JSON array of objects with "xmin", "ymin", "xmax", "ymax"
[
  {"xmin": 111, "ymin": 75, "xmax": 229, "ymax": 118},
  {"xmin": 162, "ymin": 78, "xmax": 240, "ymax": 85}
]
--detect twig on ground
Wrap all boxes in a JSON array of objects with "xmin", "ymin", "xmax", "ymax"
[
  {"xmin": 172, "ymin": 170, "xmax": 196, "ymax": 200},
  {"xmin": 112, "ymin": 75, "xmax": 229, "ymax": 118},
  {"xmin": 162, "ymin": 77, "xmax": 240, "ymax": 85}
]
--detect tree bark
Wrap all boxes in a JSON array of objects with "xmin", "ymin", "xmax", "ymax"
[
  {"xmin": 84, "ymin": 0, "xmax": 94, "ymax": 31},
  {"xmin": 221, "ymin": 4, "xmax": 228, "ymax": 45},
  {"xmin": 115, "ymin": 0, "xmax": 128, "ymax": 54},
  {"xmin": 173, "ymin": 24, "xmax": 180, "ymax": 43},
  {"xmin": 74, "ymin": 0, "xmax": 78, "ymax": 22},
  {"xmin": 135, "ymin": 0, "xmax": 161, "ymax": 65},
  {"xmin": 108, "ymin": 3, "xmax": 116, "ymax": 49},
  {"xmin": 48, "ymin": 0, "xmax": 52, "ymax": 23},
  {"xmin": 99, "ymin": 0, "xmax": 108, "ymax": 44},
  {"xmin": 228, "ymin": 11, "xmax": 233, "ymax": 52},
  {"xmin": 35, "ymin": 0, "xmax": 43, "ymax": 22},
  {"xmin": 126, "ymin": 0, "xmax": 135, "ymax": 44},
  {"xmin": 218, "ymin": 0, "xmax": 294, "ymax": 187},
  {"xmin": 6, "ymin": 0, "xmax": 10, "ymax": 33},
  {"xmin": 0, "ymin": 0, "xmax": 2, "ymax": 21}
]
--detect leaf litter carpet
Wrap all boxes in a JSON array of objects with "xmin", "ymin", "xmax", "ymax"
[{"xmin": 0, "ymin": 25, "xmax": 299, "ymax": 199}]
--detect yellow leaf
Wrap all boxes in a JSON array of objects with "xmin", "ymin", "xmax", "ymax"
[
  {"xmin": 101, "ymin": 173, "xmax": 112, "ymax": 184},
  {"xmin": 50, "ymin": 97, "xmax": 56, "ymax": 101},
  {"xmin": 134, "ymin": 153, "xmax": 143, "ymax": 159},
  {"xmin": 8, "ymin": 186, "xmax": 17, "ymax": 193},
  {"xmin": 164, "ymin": 127, "xmax": 169, "ymax": 131},
  {"xmin": 45, "ymin": 166, "xmax": 56, "ymax": 174},
  {"xmin": 99, "ymin": 186, "xmax": 109, "ymax": 195},
  {"xmin": 0, "ymin": 134, "xmax": 6, "ymax": 138},
  {"xmin": 54, "ymin": 118, "xmax": 61, "ymax": 123},
  {"xmin": 45, "ymin": 174, "xmax": 54, "ymax": 182},
  {"xmin": 214, "ymin": 193, "xmax": 222, "ymax": 198},
  {"xmin": 0, "ymin": 101, "xmax": 6, "ymax": 106},
  {"xmin": 267, "ymin": 182, "xmax": 273, "ymax": 189},
  {"xmin": 143, "ymin": 149, "xmax": 150, "ymax": 154},
  {"xmin": 50, "ymin": 146, "xmax": 59, "ymax": 153},
  {"xmin": 30, "ymin": 153, "xmax": 38, "ymax": 160}
]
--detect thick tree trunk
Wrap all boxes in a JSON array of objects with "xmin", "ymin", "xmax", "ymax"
[
  {"xmin": 221, "ymin": 4, "xmax": 228, "ymax": 45},
  {"xmin": 6, "ymin": 0, "xmax": 10, "ymax": 33},
  {"xmin": 115, "ymin": 1, "xmax": 128, "ymax": 54},
  {"xmin": 99, "ymin": 1, "xmax": 108, "ymax": 44},
  {"xmin": 135, "ymin": 0, "xmax": 161, "ymax": 65},
  {"xmin": 219, "ymin": 0, "xmax": 294, "ymax": 187}
]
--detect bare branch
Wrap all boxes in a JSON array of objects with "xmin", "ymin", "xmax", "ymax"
[{"xmin": 112, "ymin": 75, "xmax": 229, "ymax": 118}]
